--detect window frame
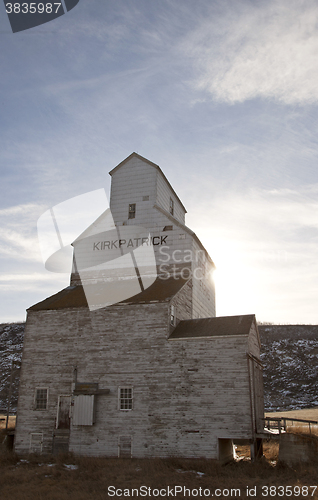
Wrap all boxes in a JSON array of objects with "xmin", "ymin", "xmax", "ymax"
[
  {"xmin": 128, "ymin": 203, "xmax": 136, "ymax": 219},
  {"xmin": 34, "ymin": 388, "xmax": 48, "ymax": 411},
  {"xmin": 118, "ymin": 387, "xmax": 133, "ymax": 411}
]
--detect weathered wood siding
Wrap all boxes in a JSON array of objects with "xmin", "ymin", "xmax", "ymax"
[
  {"xmin": 247, "ymin": 321, "xmax": 264, "ymax": 434},
  {"xmin": 248, "ymin": 321, "xmax": 261, "ymax": 358},
  {"xmin": 15, "ymin": 303, "xmax": 255, "ymax": 458},
  {"xmin": 109, "ymin": 155, "xmax": 185, "ymax": 227},
  {"xmin": 170, "ymin": 279, "xmax": 193, "ymax": 325},
  {"xmin": 156, "ymin": 170, "xmax": 185, "ymax": 225},
  {"xmin": 15, "ymin": 155, "xmax": 260, "ymax": 458},
  {"xmin": 69, "ymin": 154, "xmax": 215, "ymax": 317},
  {"xmin": 109, "ymin": 156, "xmax": 158, "ymax": 227},
  {"xmin": 191, "ymin": 239, "xmax": 215, "ymax": 319},
  {"xmin": 70, "ymin": 215, "xmax": 215, "ymax": 317}
]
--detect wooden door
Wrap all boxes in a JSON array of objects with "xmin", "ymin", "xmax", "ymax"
[{"xmin": 57, "ymin": 395, "xmax": 71, "ymax": 429}]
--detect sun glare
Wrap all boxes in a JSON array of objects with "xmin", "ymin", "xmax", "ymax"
[{"xmin": 210, "ymin": 243, "xmax": 258, "ymax": 317}]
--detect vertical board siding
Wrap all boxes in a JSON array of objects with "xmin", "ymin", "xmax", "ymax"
[
  {"xmin": 110, "ymin": 157, "xmax": 157, "ymax": 226},
  {"xmin": 156, "ymin": 171, "xmax": 186, "ymax": 225}
]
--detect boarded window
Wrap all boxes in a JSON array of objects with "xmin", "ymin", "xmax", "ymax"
[
  {"xmin": 35, "ymin": 388, "xmax": 48, "ymax": 410},
  {"xmin": 119, "ymin": 387, "xmax": 133, "ymax": 410},
  {"xmin": 72, "ymin": 395, "xmax": 95, "ymax": 425},
  {"xmin": 169, "ymin": 198, "xmax": 174, "ymax": 216},
  {"xmin": 128, "ymin": 203, "xmax": 136, "ymax": 219},
  {"xmin": 118, "ymin": 435, "xmax": 132, "ymax": 458},
  {"xmin": 142, "ymin": 195, "xmax": 149, "ymax": 201},
  {"xmin": 30, "ymin": 433, "xmax": 43, "ymax": 454}
]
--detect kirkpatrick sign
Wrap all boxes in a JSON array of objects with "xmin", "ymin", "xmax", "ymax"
[{"xmin": 93, "ymin": 236, "xmax": 168, "ymax": 251}]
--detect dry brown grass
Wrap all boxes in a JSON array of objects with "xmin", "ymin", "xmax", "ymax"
[
  {"xmin": 0, "ymin": 442, "xmax": 317, "ymax": 500},
  {"xmin": 266, "ymin": 408, "xmax": 318, "ymax": 422},
  {"xmin": 235, "ymin": 440, "xmax": 280, "ymax": 462},
  {"xmin": 265, "ymin": 409, "xmax": 318, "ymax": 437},
  {"xmin": 0, "ymin": 415, "xmax": 16, "ymax": 430},
  {"xmin": 285, "ymin": 423, "xmax": 318, "ymax": 437}
]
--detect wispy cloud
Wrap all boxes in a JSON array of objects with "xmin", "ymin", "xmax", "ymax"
[
  {"xmin": 182, "ymin": 0, "xmax": 318, "ymax": 104},
  {"xmin": 0, "ymin": 203, "xmax": 46, "ymax": 262},
  {"xmin": 0, "ymin": 202, "xmax": 69, "ymax": 320},
  {"xmin": 0, "ymin": 272, "xmax": 67, "ymax": 292}
]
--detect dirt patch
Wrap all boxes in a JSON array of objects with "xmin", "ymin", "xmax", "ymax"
[{"xmin": 0, "ymin": 443, "xmax": 317, "ymax": 500}]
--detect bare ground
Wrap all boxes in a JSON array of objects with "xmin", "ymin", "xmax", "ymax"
[
  {"xmin": 0, "ymin": 440, "xmax": 317, "ymax": 500},
  {"xmin": 0, "ymin": 411, "xmax": 317, "ymax": 499}
]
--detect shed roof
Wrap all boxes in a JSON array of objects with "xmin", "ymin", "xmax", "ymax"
[
  {"xmin": 28, "ymin": 276, "xmax": 189, "ymax": 311},
  {"xmin": 169, "ymin": 315, "xmax": 256, "ymax": 340}
]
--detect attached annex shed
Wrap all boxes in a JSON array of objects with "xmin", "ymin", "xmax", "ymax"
[{"xmin": 14, "ymin": 153, "xmax": 264, "ymax": 461}]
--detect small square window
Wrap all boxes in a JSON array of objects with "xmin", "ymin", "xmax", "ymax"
[
  {"xmin": 128, "ymin": 203, "xmax": 136, "ymax": 219},
  {"xmin": 169, "ymin": 198, "xmax": 174, "ymax": 216},
  {"xmin": 119, "ymin": 387, "xmax": 133, "ymax": 410},
  {"xmin": 35, "ymin": 388, "xmax": 48, "ymax": 410}
]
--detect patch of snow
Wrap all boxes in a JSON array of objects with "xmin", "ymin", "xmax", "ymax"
[
  {"xmin": 63, "ymin": 464, "xmax": 78, "ymax": 470},
  {"xmin": 176, "ymin": 469, "xmax": 205, "ymax": 476}
]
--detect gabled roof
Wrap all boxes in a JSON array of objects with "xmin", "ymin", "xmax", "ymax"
[
  {"xmin": 109, "ymin": 152, "xmax": 160, "ymax": 175},
  {"xmin": 28, "ymin": 276, "xmax": 189, "ymax": 312},
  {"xmin": 109, "ymin": 152, "xmax": 187, "ymax": 213},
  {"xmin": 169, "ymin": 315, "xmax": 256, "ymax": 340}
]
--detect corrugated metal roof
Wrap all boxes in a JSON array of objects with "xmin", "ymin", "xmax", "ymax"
[
  {"xmin": 169, "ymin": 315, "xmax": 256, "ymax": 340},
  {"xmin": 28, "ymin": 276, "xmax": 189, "ymax": 311}
]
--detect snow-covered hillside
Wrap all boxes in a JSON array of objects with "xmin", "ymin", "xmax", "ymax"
[
  {"xmin": 0, "ymin": 323, "xmax": 24, "ymax": 413},
  {"xmin": 259, "ymin": 325, "xmax": 318, "ymax": 411},
  {"xmin": 0, "ymin": 323, "xmax": 317, "ymax": 414}
]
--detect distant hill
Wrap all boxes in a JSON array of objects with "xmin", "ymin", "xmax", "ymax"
[
  {"xmin": 258, "ymin": 324, "xmax": 318, "ymax": 412},
  {"xmin": 0, "ymin": 322, "xmax": 24, "ymax": 413},
  {"xmin": 0, "ymin": 322, "xmax": 317, "ymax": 414}
]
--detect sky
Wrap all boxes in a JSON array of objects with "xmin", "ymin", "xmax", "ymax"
[{"xmin": 1, "ymin": 0, "xmax": 318, "ymax": 324}]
